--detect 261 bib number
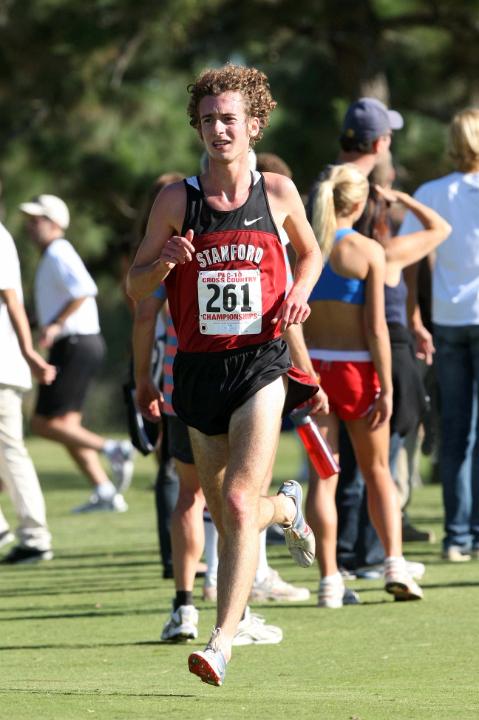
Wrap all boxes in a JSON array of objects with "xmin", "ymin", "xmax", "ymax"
[{"xmin": 198, "ymin": 269, "xmax": 262, "ymax": 335}]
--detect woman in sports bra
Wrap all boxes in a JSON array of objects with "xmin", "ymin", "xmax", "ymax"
[{"xmin": 303, "ymin": 163, "xmax": 428, "ymax": 607}]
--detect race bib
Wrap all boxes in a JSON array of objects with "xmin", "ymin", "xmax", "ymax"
[{"xmin": 198, "ymin": 269, "xmax": 262, "ymax": 335}]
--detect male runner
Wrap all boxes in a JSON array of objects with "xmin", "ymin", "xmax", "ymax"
[{"xmin": 127, "ymin": 64, "xmax": 324, "ymax": 686}]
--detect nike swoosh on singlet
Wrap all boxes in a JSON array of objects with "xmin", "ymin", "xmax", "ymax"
[{"xmin": 244, "ymin": 217, "xmax": 263, "ymax": 226}]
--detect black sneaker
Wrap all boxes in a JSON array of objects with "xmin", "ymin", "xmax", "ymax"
[{"xmin": 1, "ymin": 545, "xmax": 53, "ymax": 565}]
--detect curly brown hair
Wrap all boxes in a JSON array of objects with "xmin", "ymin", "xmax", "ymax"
[{"xmin": 187, "ymin": 64, "xmax": 277, "ymax": 145}]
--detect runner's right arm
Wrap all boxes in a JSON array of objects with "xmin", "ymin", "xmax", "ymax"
[{"xmin": 127, "ymin": 182, "xmax": 194, "ymax": 302}]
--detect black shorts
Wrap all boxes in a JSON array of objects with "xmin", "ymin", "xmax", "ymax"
[
  {"xmin": 166, "ymin": 414, "xmax": 194, "ymax": 464},
  {"xmin": 35, "ymin": 334, "xmax": 106, "ymax": 418},
  {"xmin": 172, "ymin": 338, "xmax": 292, "ymax": 436}
]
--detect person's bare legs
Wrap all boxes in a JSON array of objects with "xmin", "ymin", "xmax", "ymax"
[
  {"xmin": 171, "ymin": 460, "xmax": 205, "ymax": 592},
  {"xmin": 31, "ymin": 412, "xmax": 106, "ymax": 452},
  {"xmin": 346, "ymin": 418, "xmax": 402, "ymax": 558},
  {"xmin": 305, "ymin": 412, "xmax": 340, "ymax": 578},
  {"xmin": 188, "ymin": 377, "xmax": 295, "ymax": 661},
  {"xmin": 66, "ymin": 446, "xmax": 111, "ymax": 487},
  {"xmin": 32, "ymin": 412, "xmax": 110, "ymax": 488}
]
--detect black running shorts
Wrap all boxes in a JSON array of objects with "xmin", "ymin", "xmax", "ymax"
[
  {"xmin": 166, "ymin": 414, "xmax": 194, "ymax": 464},
  {"xmin": 172, "ymin": 338, "xmax": 293, "ymax": 436},
  {"xmin": 35, "ymin": 334, "xmax": 106, "ymax": 418}
]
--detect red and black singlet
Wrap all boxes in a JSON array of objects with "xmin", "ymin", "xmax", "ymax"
[{"xmin": 164, "ymin": 171, "xmax": 287, "ymax": 353}]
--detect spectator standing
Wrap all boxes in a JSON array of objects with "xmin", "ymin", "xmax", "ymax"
[
  {"xmin": 307, "ymin": 98, "xmax": 403, "ymax": 577},
  {"xmin": 0, "ymin": 219, "xmax": 55, "ymax": 564},
  {"xmin": 19, "ymin": 194, "xmax": 134, "ymax": 513},
  {"xmin": 399, "ymin": 108, "xmax": 479, "ymax": 562}
]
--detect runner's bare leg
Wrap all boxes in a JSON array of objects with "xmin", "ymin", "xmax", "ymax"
[{"xmin": 189, "ymin": 377, "xmax": 296, "ymax": 660}]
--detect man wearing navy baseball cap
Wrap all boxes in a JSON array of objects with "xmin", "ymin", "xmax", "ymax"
[{"xmin": 340, "ymin": 97, "xmax": 404, "ymax": 153}]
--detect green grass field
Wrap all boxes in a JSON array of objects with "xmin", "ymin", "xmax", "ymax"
[{"xmin": 1, "ymin": 434, "xmax": 478, "ymax": 719}]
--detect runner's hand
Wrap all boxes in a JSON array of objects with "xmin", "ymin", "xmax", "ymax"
[
  {"xmin": 159, "ymin": 229, "xmax": 195, "ymax": 269},
  {"xmin": 136, "ymin": 378, "xmax": 164, "ymax": 422},
  {"xmin": 271, "ymin": 288, "xmax": 311, "ymax": 332}
]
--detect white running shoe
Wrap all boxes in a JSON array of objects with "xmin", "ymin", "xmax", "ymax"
[
  {"xmin": 318, "ymin": 574, "xmax": 360, "ymax": 609},
  {"xmin": 71, "ymin": 492, "xmax": 128, "ymax": 514},
  {"xmin": 250, "ymin": 568, "xmax": 310, "ymax": 602},
  {"xmin": 105, "ymin": 440, "xmax": 135, "ymax": 493},
  {"xmin": 405, "ymin": 560, "xmax": 426, "ymax": 580},
  {"xmin": 384, "ymin": 557, "xmax": 424, "ymax": 601},
  {"xmin": 277, "ymin": 480, "xmax": 316, "ymax": 567},
  {"xmin": 356, "ymin": 560, "xmax": 426, "ymax": 581},
  {"xmin": 232, "ymin": 606, "xmax": 283, "ymax": 645},
  {"xmin": 161, "ymin": 604, "xmax": 199, "ymax": 642},
  {"xmin": 0, "ymin": 530, "xmax": 14, "ymax": 549},
  {"xmin": 189, "ymin": 628, "xmax": 227, "ymax": 687}
]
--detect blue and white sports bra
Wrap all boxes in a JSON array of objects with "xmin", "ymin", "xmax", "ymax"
[{"xmin": 310, "ymin": 228, "xmax": 365, "ymax": 304}]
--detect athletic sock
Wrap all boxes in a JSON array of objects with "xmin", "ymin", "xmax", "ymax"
[
  {"xmin": 174, "ymin": 591, "xmax": 193, "ymax": 610},
  {"xmin": 102, "ymin": 439, "xmax": 117, "ymax": 456},
  {"xmin": 254, "ymin": 529, "xmax": 269, "ymax": 584},
  {"xmin": 203, "ymin": 509, "xmax": 218, "ymax": 588},
  {"xmin": 321, "ymin": 571, "xmax": 343, "ymax": 585},
  {"xmin": 96, "ymin": 480, "xmax": 116, "ymax": 500}
]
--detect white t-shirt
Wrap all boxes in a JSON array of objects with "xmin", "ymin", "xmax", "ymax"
[
  {"xmin": 399, "ymin": 171, "xmax": 479, "ymax": 325},
  {"xmin": 0, "ymin": 223, "xmax": 32, "ymax": 390},
  {"xmin": 34, "ymin": 238, "xmax": 101, "ymax": 337}
]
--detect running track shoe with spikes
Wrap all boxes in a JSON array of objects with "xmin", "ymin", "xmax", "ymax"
[
  {"xmin": 232, "ymin": 606, "xmax": 283, "ymax": 645},
  {"xmin": 277, "ymin": 480, "xmax": 315, "ymax": 567},
  {"xmin": 384, "ymin": 557, "xmax": 424, "ymax": 601},
  {"xmin": 161, "ymin": 604, "xmax": 199, "ymax": 642},
  {"xmin": 188, "ymin": 628, "xmax": 227, "ymax": 687}
]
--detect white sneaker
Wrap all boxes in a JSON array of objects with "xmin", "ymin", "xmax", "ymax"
[
  {"xmin": 405, "ymin": 560, "xmax": 426, "ymax": 580},
  {"xmin": 161, "ymin": 604, "xmax": 199, "ymax": 642},
  {"xmin": 105, "ymin": 440, "xmax": 135, "ymax": 493},
  {"xmin": 250, "ymin": 568, "xmax": 310, "ymax": 602},
  {"xmin": 318, "ymin": 574, "xmax": 360, "ymax": 609},
  {"xmin": 357, "ymin": 560, "xmax": 426, "ymax": 581},
  {"xmin": 384, "ymin": 557, "xmax": 423, "ymax": 601},
  {"xmin": 0, "ymin": 530, "xmax": 14, "ymax": 549},
  {"xmin": 277, "ymin": 480, "xmax": 316, "ymax": 567},
  {"xmin": 232, "ymin": 606, "xmax": 283, "ymax": 645},
  {"xmin": 71, "ymin": 492, "xmax": 128, "ymax": 514}
]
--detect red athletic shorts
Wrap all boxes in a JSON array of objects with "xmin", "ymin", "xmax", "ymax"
[{"xmin": 312, "ymin": 358, "xmax": 380, "ymax": 422}]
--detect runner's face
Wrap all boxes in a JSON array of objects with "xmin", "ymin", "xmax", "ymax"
[{"xmin": 198, "ymin": 91, "xmax": 259, "ymax": 161}]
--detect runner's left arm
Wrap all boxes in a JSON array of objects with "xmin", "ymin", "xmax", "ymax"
[{"xmin": 267, "ymin": 175, "xmax": 322, "ymax": 331}]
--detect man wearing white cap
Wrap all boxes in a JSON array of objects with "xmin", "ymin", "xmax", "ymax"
[{"xmin": 20, "ymin": 194, "xmax": 134, "ymax": 513}]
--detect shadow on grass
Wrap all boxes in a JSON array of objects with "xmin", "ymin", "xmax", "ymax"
[
  {"xmin": 0, "ymin": 582, "xmax": 163, "ymax": 599},
  {"xmin": 0, "ymin": 639, "xmax": 182, "ymax": 651},
  {"xmin": 0, "ymin": 687, "xmax": 195, "ymax": 698},
  {"xmin": 0, "ymin": 606, "xmax": 166, "ymax": 622}
]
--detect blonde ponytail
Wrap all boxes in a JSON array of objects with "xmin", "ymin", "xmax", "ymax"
[
  {"xmin": 312, "ymin": 179, "xmax": 336, "ymax": 259},
  {"xmin": 312, "ymin": 164, "xmax": 369, "ymax": 257}
]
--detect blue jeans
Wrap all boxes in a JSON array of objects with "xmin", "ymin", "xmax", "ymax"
[{"xmin": 434, "ymin": 324, "xmax": 479, "ymax": 550}]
